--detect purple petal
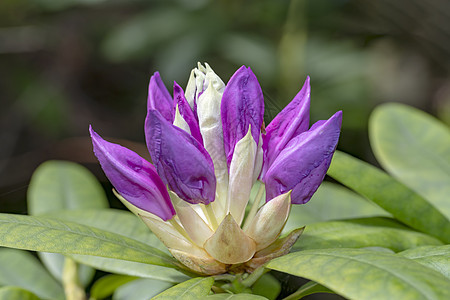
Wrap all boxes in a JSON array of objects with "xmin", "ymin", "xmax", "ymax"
[
  {"xmin": 173, "ymin": 81, "xmax": 203, "ymax": 145},
  {"xmin": 261, "ymin": 77, "xmax": 311, "ymax": 179},
  {"xmin": 221, "ymin": 66, "xmax": 264, "ymax": 166},
  {"xmin": 89, "ymin": 126, "xmax": 175, "ymax": 221},
  {"xmin": 264, "ymin": 111, "xmax": 342, "ymax": 204},
  {"xmin": 145, "ymin": 110, "xmax": 216, "ymax": 205},
  {"xmin": 147, "ymin": 72, "xmax": 174, "ymax": 123}
]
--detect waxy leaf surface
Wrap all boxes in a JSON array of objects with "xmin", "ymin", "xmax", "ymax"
[
  {"xmin": 267, "ymin": 248, "xmax": 450, "ymax": 300},
  {"xmin": 370, "ymin": 103, "xmax": 450, "ymax": 219}
]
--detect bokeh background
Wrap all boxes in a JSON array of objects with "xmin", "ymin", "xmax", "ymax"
[{"xmin": 1, "ymin": 0, "xmax": 450, "ymax": 213}]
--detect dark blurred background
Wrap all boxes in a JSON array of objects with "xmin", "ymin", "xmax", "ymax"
[{"xmin": 1, "ymin": 0, "xmax": 450, "ymax": 213}]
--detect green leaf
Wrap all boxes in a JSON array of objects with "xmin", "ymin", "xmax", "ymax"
[
  {"xmin": 398, "ymin": 245, "xmax": 450, "ymax": 279},
  {"xmin": 44, "ymin": 210, "xmax": 189, "ymax": 282},
  {"xmin": 70, "ymin": 255, "xmax": 189, "ymax": 283},
  {"xmin": 0, "ymin": 214, "xmax": 180, "ymax": 270},
  {"xmin": 28, "ymin": 160, "xmax": 108, "ymax": 286},
  {"xmin": 113, "ymin": 278, "xmax": 173, "ymax": 300},
  {"xmin": 28, "ymin": 160, "xmax": 108, "ymax": 215},
  {"xmin": 0, "ymin": 249, "xmax": 64, "ymax": 300},
  {"xmin": 90, "ymin": 275, "xmax": 138, "ymax": 300},
  {"xmin": 327, "ymin": 151, "xmax": 450, "ymax": 243},
  {"xmin": 0, "ymin": 287, "xmax": 39, "ymax": 300},
  {"xmin": 207, "ymin": 294, "xmax": 268, "ymax": 299},
  {"xmin": 251, "ymin": 273, "xmax": 281, "ymax": 300},
  {"xmin": 152, "ymin": 277, "xmax": 214, "ymax": 299},
  {"xmin": 44, "ymin": 209, "xmax": 166, "ymax": 251},
  {"xmin": 267, "ymin": 248, "xmax": 450, "ymax": 300},
  {"xmin": 284, "ymin": 281, "xmax": 334, "ymax": 300},
  {"xmin": 285, "ymin": 182, "xmax": 389, "ymax": 231},
  {"xmin": 37, "ymin": 252, "xmax": 94, "ymax": 287},
  {"xmin": 293, "ymin": 217, "xmax": 442, "ymax": 252},
  {"xmin": 369, "ymin": 103, "xmax": 450, "ymax": 219}
]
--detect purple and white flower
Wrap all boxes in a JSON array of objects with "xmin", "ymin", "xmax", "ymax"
[{"xmin": 90, "ymin": 63, "xmax": 342, "ymax": 274}]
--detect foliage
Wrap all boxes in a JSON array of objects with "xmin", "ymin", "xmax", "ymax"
[{"xmin": 0, "ymin": 104, "xmax": 449, "ymax": 299}]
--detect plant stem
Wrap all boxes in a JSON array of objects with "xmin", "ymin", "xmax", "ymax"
[
  {"xmin": 168, "ymin": 218, "xmax": 195, "ymax": 244},
  {"xmin": 62, "ymin": 258, "xmax": 86, "ymax": 300},
  {"xmin": 241, "ymin": 265, "xmax": 270, "ymax": 287}
]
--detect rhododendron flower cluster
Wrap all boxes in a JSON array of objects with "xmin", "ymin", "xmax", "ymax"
[{"xmin": 90, "ymin": 63, "xmax": 342, "ymax": 275}]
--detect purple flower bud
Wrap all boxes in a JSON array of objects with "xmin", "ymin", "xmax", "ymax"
[
  {"xmin": 145, "ymin": 110, "xmax": 216, "ymax": 205},
  {"xmin": 89, "ymin": 126, "xmax": 175, "ymax": 221},
  {"xmin": 264, "ymin": 111, "xmax": 342, "ymax": 204},
  {"xmin": 221, "ymin": 66, "xmax": 264, "ymax": 166},
  {"xmin": 173, "ymin": 82, "xmax": 203, "ymax": 145},
  {"xmin": 147, "ymin": 72, "xmax": 174, "ymax": 123},
  {"xmin": 261, "ymin": 77, "xmax": 310, "ymax": 179}
]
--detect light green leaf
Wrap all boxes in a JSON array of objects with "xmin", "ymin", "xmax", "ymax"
[
  {"xmin": 0, "ymin": 214, "xmax": 180, "ymax": 270},
  {"xmin": 28, "ymin": 160, "xmax": 108, "ymax": 286},
  {"xmin": 70, "ymin": 255, "xmax": 189, "ymax": 283},
  {"xmin": 28, "ymin": 160, "xmax": 108, "ymax": 215},
  {"xmin": 0, "ymin": 287, "xmax": 39, "ymax": 300},
  {"xmin": 284, "ymin": 281, "xmax": 334, "ymax": 300},
  {"xmin": 398, "ymin": 245, "xmax": 450, "ymax": 279},
  {"xmin": 267, "ymin": 248, "xmax": 450, "ymax": 300},
  {"xmin": 207, "ymin": 294, "xmax": 268, "ymax": 299},
  {"xmin": 37, "ymin": 252, "xmax": 95, "ymax": 288},
  {"xmin": 114, "ymin": 278, "xmax": 173, "ymax": 300},
  {"xmin": 0, "ymin": 249, "xmax": 64, "ymax": 300},
  {"xmin": 285, "ymin": 182, "xmax": 389, "ymax": 231},
  {"xmin": 152, "ymin": 277, "xmax": 214, "ymax": 299},
  {"xmin": 251, "ymin": 273, "xmax": 280, "ymax": 300},
  {"xmin": 44, "ymin": 209, "xmax": 166, "ymax": 251},
  {"xmin": 293, "ymin": 217, "xmax": 442, "ymax": 252},
  {"xmin": 370, "ymin": 103, "xmax": 450, "ymax": 219},
  {"xmin": 327, "ymin": 151, "xmax": 450, "ymax": 243},
  {"xmin": 90, "ymin": 275, "xmax": 138, "ymax": 300}
]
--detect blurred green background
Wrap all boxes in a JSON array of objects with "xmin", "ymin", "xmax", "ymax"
[{"xmin": 1, "ymin": 0, "xmax": 449, "ymax": 212}]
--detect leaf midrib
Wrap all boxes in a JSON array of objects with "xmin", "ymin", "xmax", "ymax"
[
  {"xmin": 0, "ymin": 215, "xmax": 175, "ymax": 267},
  {"xmin": 296, "ymin": 252, "xmax": 435, "ymax": 299}
]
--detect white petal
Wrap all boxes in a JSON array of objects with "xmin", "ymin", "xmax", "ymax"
[
  {"xmin": 197, "ymin": 82, "xmax": 228, "ymax": 222},
  {"xmin": 185, "ymin": 69, "xmax": 196, "ymax": 110},
  {"xmin": 172, "ymin": 104, "xmax": 191, "ymax": 134},
  {"xmin": 204, "ymin": 214, "xmax": 256, "ymax": 264},
  {"xmin": 113, "ymin": 190, "xmax": 203, "ymax": 256},
  {"xmin": 170, "ymin": 192, "xmax": 214, "ymax": 247},
  {"xmin": 244, "ymin": 191, "xmax": 291, "ymax": 251},
  {"xmin": 228, "ymin": 126, "xmax": 257, "ymax": 225}
]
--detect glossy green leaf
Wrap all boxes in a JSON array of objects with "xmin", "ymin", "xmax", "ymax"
[
  {"xmin": 0, "ymin": 249, "xmax": 64, "ymax": 300},
  {"xmin": 28, "ymin": 160, "xmax": 108, "ymax": 215},
  {"xmin": 370, "ymin": 103, "xmax": 450, "ymax": 219},
  {"xmin": 284, "ymin": 281, "xmax": 334, "ymax": 300},
  {"xmin": 207, "ymin": 294, "xmax": 268, "ymax": 299},
  {"xmin": 28, "ymin": 160, "xmax": 108, "ymax": 286},
  {"xmin": 285, "ymin": 182, "xmax": 389, "ymax": 232},
  {"xmin": 114, "ymin": 278, "xmax": 173, "ymax": 300},
  {"xmin": 70, "ymin": 255, "xmax": 189, "ymax": 283},
  {"xmin": 152, "ymin": 277, "xmax": 214, "ymax": 299},
  {"xmin": 251, "ymin": 273, "xmax": 281, "ymax": 300},
  {"xmin": 44, "ymin": 209, "xmax": 166, "ymax": 251},
  {"xmin": 398, "ymin": 245, "xmax": 450, "ymax": 279},
  {"xmin": 90, "ymin": 275, "xmax": 138, "ymax": 300},
  {"xmin": 0, "ymin": 287, "xmax": 39, "ymax": 300},
  {"xmin": 327, "ymin": 151, "xmax": 450, "ymax": 243},
  {"xmin": 293, "ymin": 217, "xmax": 442, "ymax": 252},
  {"xmin": 267, "ymin": 248, "xmax": 450, "ymax": 300},
  {"xmin": 0, "ymin": 214, "xmax": 180, "ymax": 270}
]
